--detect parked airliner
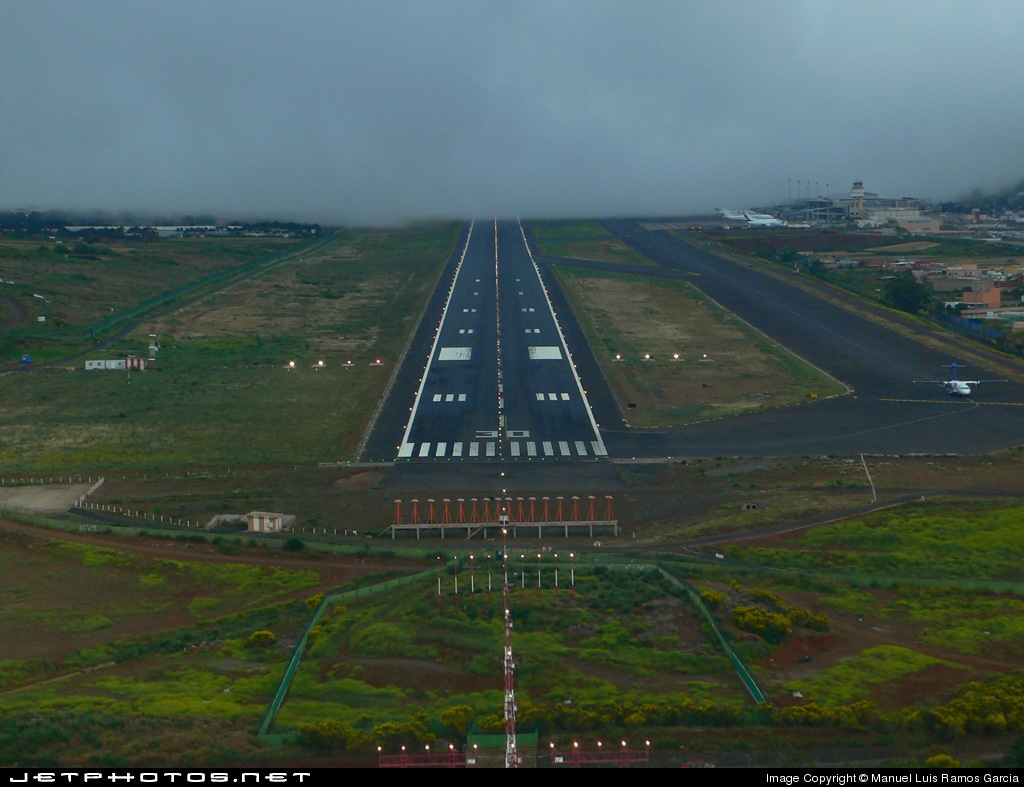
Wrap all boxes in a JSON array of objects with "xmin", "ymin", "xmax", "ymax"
[{"xmin": 716, "ymin": 208, "xmax": 787, "ymax": 226}]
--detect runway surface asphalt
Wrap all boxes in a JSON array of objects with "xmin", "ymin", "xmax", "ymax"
[
  {"xmin": 362, "ymin": 219, "xmax": 606, "ymax": 463},
  {"xmin": 362, "ymin": 219, "xmax": 1024, "ymax": 464}
]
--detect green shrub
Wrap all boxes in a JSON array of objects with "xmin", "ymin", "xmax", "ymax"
[{"xmin": 249, "ymin": 630, "xmax": 277, "ymax": 647}]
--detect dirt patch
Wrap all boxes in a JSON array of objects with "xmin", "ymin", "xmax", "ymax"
[
  {"xmin": 0, "ymin": 291, "xmax": 28, "ymax": 331},
  {"xmin": 0, "ymin": 483, "xmax": 90, "ymax": 513},
  {"xmin": 864, "ymin": 241, "xmax": 941, "ymax": 253},
  {"xmin": 347, "ymin": 657, "xmax": 495, "ymax": 694},
  {"xmin": 333, "ymin": 469, "xmax": 385, "ymax": 490}
]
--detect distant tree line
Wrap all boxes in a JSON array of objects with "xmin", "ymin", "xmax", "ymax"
[{"xmin": 0, "ymin": 210, "xmax": 322, "ymax": 238}]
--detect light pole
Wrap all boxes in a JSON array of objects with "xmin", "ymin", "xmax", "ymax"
[{"xmin": 436, "ymin": 554, "xmax": 442, "ymax": 610}]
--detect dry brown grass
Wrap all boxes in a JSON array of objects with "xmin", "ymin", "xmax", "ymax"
[
  {"xmin": 155, "ymin": 241, "xmax": 399, "ymax": 357},
  {"xmin": 556, "ymin": 268, "xmax": 844, "ymax": 426},
  {"xmin": 548, "ymin": 237, "xmax": 658, "ymax": 267}
]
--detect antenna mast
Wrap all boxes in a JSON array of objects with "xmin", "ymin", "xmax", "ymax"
[{"xmin": 501, "ymin": 526, "xmax": 521, "ymax": 768}]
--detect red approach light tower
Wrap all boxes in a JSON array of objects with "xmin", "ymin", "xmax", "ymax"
[{"xmin": 501, "ymin": 528, "xmax": 522, "ymax": 768}]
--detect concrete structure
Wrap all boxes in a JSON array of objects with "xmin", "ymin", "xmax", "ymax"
[
  {"xmin": 928, "ymin": 276, "xmax": 983, "ymax": 293},
  {"xmin": 850, "ymin": 181, "xmax": 866, "ymax": 219},
  {"xmin": 246, "ymin": 511, "xmax": 294, "ymax": 533},
  {"xmin": 897, "ymin": 218, "xmax": 943, "ymax": 233},
  {"xmin": 963, "ymin": 287, "xmax": 1001, "ymax": 308},
  {"xmin": 84, "ymin": 357, "xmax": 147, "ymax": 371}
]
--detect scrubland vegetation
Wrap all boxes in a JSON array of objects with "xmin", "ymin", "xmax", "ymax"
[{"xmin": 2, "ymin": 496, "xmax": 1023, "ymax": 766}]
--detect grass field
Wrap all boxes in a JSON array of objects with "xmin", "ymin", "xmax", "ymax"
[
  {"xmin": 0, "ymin": 237, "xmax": 307, "ymax": 364},
  {"xmin": 554, "ymin": 266, "xmax": 845, "ymax": 426},
  {"xmin": 0, "ymin": 521, "xmax": 423, "ymax": 766},
  {"xmin": 0, "ymin": 224, "xmax": 461, "ymax": 471}
]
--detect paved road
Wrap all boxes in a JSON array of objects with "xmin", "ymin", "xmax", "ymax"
[{"xmin": 363, "ymin": 219, "xmax": 606, "ymax": 462}]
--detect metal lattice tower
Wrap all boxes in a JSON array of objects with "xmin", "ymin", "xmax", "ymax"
[{"xmin": 501, "ymin": 527, "xmax": 520, "ymax": 768}]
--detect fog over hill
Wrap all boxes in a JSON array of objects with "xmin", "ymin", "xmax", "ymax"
[{"xmin": 3, "ymin": 1, "xmax": 1024, "ymax": 224}]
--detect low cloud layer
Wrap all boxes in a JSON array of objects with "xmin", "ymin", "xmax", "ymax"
[{"xmin": 3, "ymin": 1, "xmax": 1023, "ymax": 224}]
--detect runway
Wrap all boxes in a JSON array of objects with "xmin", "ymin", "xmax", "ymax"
[
  {"xmin": 364, "ymin": 219, "xmax": 606, "ymax": 462},
  {"xmin": 362, "ymin": 219, "xmax": 1024, "ymax": 463}
]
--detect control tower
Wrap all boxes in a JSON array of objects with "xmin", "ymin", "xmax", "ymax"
[{"xmin": 850, "ymin": 181, "xmax": 865, "ymax": 219}]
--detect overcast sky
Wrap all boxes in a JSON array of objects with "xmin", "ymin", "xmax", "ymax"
[{"xmin": 3, "ymin": 1, "xmax": 1023, "ymax": 224}]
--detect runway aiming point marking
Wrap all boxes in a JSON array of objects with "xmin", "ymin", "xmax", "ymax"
[
  {"xmin": 438, "ymin": 347, "xmax": 472, "ymax": 361},
  {"xmin": 528, "ymin": 346, "xmax": 562, "ymax": 360}
]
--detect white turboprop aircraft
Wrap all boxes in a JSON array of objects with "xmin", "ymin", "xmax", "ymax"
[
  {"xmin": 715, "ymin": 208, "xmax": 787, "ymax": 226},
  {"xmin": 914, "ymin": 363, "xmax": 1007, "ymax": 397}
]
